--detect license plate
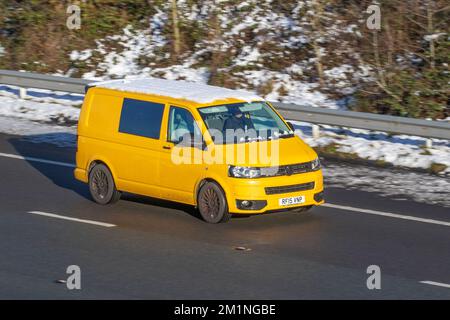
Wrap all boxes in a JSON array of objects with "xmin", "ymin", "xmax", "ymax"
[{"xmin": 278, "ymin": 195, "xmax": 305, "ymax": 206}]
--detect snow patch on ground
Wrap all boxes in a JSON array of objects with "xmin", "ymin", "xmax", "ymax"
[
  {"xmin": 69, "ymin": 21, "xmax": 167, "ymax": 81},
  {"xmin": 235, "ymin": 69, "xmax": 339, "ymax": 108},
  {"xmin": 67, "ymin": 24, "xmax": 342, "ymax": 109},
  {"xmin": 0, "ymin": 94, "xmax": 80, "ymax": 125},
  {"xmin": 324, "ymin": 162, "xmax": 450, "ymax": 208},
  {"xmin": 0, "ymin": 116, "xmax": 76, "ymax": 148}
]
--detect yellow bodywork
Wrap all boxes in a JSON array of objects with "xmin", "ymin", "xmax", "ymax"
[{"xmin": 74, "ymin": 87, "xmax": 324, "ymax": 214}]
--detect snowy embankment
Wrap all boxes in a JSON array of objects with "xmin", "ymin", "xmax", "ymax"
[
  {"xmin": 0, "ymin": 86, "xmax": 80, "ymax": 147},
  {"xmin": 295, "ymin": 122, "xmax": 450, "ymax": 175},
  {"xmin": 0, "ymin": 85, "xmax": 449, "ymax": 175}
]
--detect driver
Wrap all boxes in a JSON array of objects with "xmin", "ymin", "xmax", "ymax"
[
  {"xmin": 172, "ymin": 112, "xmax": 190, "ymax": 142},
  {"xmin": 223, "ymin": 107, "xmax": 254, "ymax": 132}
]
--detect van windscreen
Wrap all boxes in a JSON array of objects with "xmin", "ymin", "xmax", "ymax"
[{"xmin": 198, "ymin": 102, "xmax": 293, "ymax": 144}]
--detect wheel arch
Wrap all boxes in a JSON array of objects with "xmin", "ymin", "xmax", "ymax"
[
  {"xmin": 87, "ymin": 158, "xmax": 118, "ymax": 182},
  {"xmin": 194, "ymin": 176, "xmax": 230, "ymax": 208}
]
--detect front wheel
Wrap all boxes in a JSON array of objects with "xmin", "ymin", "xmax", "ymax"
[
  {"xmin": 197, "ymin": 182, "xmax": 231, "ymax": 223},
  {"xmin": 88, "ymin": 163, "xmax": 121, "ymax": 205}
]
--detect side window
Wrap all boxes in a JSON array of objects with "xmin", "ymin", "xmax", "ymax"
[
  {"xmin": 168, "ymin": 107, "xmax": 202, "ymax": 144},
  {"xmin": 119, "ymin": 98, "xmax": 164, "ymax": 139}
]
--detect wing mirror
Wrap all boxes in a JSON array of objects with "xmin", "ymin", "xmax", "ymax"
[{"xmin": 286, "ymin": 121, "xmax": 295, "ymax": 131}]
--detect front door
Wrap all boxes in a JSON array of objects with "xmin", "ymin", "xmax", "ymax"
[{"xmin": 159, "ymin": 106, "xmax": 206, "ymax": 204}]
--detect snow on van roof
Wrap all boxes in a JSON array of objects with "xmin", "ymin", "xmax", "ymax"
[{"xmin": 93, "ymin": 78, "xmax": 263, "ymax": 104}]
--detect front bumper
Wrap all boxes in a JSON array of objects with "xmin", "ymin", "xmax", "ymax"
[
  {"xmin": 226, "ymin": 170, "xmax": 324, "ymax": 214},
  {"xmin": 74, "ymin": 167, "xmax": 88, "ymax": 183}
]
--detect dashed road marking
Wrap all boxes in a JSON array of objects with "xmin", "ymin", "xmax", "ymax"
[
  {"xmin": 0, "ymin": 152, "xmax": 75, "ymax": 168},
  {"xmin": 28, "ymin": 211, "xmax": 116, "ymax": 228},
  {"xmin": 322, "ymin": 203, "xmax": 450, "ymax": 228},
  {"xmin": 420, "ymin": 281, "xmax": 450, "ymax": 289}
]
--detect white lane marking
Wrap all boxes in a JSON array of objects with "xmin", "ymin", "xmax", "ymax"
[
  {"xmin": 322, "ymin": 203, "xmax": 450, "ymax": 227},
  {"xmin": 420, "ymin": 281, "xmax": 450, "ymax": 289},
  {"xmin": 28, "ymin": 211, "xmax": 116, "ymax": 228},
  {"xmin": 0, "ymin": 152, "xmax": 75, "ymax": 168}
]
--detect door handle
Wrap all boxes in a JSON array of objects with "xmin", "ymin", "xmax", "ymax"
[{"xmin": 163, "ymin": 145, "xmax": 172, "ymax": 150}]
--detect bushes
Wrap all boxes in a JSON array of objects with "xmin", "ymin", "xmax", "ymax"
[
  {"xmin": 354, "ymin": 67, "xmax": 449, "ymax": 119},
  {"xmin": 0, "ymin": 0, "xmax": 157, "ymax": 71}
]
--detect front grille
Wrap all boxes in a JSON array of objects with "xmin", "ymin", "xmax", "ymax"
[
  {"xmin": 271, "ymin": 162, "xmax": 314, "ymax": 176},
  {"xmin": 265, "ymin": 182, "xmax": 315, "ymax": 195}
]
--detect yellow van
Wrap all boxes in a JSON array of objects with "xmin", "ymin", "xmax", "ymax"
[{"xmin": 74, "ymin": 78, "xmax": 324, "ymax": 223}]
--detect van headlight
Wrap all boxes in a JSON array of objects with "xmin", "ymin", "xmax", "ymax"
[
  {"xmin": 311, "ymin": 157, "xmax": 321, "ymax": 171},
  {"xmin": 228, "ymin": 166, "xmax": 262, "ymax": 178}
]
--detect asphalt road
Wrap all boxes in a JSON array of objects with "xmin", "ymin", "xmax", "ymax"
[{"xmin": 0, "ymin": 132, "xmax": 449, "ymax": 299}]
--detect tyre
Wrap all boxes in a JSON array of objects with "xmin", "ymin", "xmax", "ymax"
[
  {"xmin": 88, "ymin": 163, "xmax": 121, "ymax": 205},
  {"xmin": 197, "ymin": 182, "xmax": 231, "ymax": 223}
]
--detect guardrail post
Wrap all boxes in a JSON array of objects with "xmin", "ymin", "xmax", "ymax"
[
  {"xmin": 19, "ymin": 87, "xmax": 27, "ymax": 99},
  {"xmin": 425, "ymin": 139, "xmax": 433, "ymax": 148},
  {"xmin": 312, "ymin": 124, "xmax": 320, "ymax": 139}
]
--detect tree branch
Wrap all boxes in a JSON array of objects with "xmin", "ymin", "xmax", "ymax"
[{"xmin": 375, "ymin": 80, "xmax": 402, "ymax": 103}]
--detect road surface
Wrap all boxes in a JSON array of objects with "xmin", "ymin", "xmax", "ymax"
[{"xmin": 0, "ymin": 132, "xmax": 449, "ymax": 299}]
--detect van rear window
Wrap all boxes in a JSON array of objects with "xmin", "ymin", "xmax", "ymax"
[{"xmin": 119, "ymin": 98, "xmax": 164, "ymax": 139}]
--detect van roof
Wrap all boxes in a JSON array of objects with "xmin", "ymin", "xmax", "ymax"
[{"xmin": 92, "ymin": 78, "xmax": 263, "ymax": 105}]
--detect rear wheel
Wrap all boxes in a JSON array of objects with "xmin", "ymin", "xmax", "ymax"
[
  {"xmin": 197, "ymin": 182, "xmax": 231, "ymax": 223},
  {"xmin": 88, "ymin": 163, "xmax": 121, "ymax": 205}
]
